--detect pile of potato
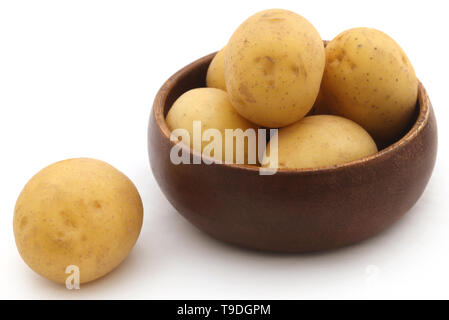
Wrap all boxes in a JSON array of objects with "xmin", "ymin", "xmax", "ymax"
[{"xmin": 167, "ymin": 9, "xmax": 418, "ymax": 169}]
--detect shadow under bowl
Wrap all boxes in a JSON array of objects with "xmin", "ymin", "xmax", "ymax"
[{"xmin": 148, "ymin": 52, "xmax": 438, "ymax": 253}]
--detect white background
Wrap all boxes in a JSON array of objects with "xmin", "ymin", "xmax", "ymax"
[{"xmin": 0, "ymin": 0, "xmax": 447, "ymax": 299}]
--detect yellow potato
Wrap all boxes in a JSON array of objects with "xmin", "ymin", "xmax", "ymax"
[
  {"xmin": 321, "ymin": 28, "xmax": 418, "ymax": 144},
  {"xmin": 206, "ymin": 47, "xmax": 226, "ymax": 91},
  {"xmin": 310, "ymin": 88, "xmax": 334, "ymax": 115},
  {"xmin": 166, "ymin": 88, "xmax": 259, "ymax": 164},
  {"xmin": 225, "ymin": 9, "xmax": 325, "ymax": 128},
  {"xmin": 13, "ymin": 158, "xmax": 143, "ymax": 284},
  {"xmin": 263, "ymin": 115, "xmax": 378, "ymax": 169}
]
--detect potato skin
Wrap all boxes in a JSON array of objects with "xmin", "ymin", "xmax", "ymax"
[
  {"xmin": 13, "ymin": 158, "xmax": 143, "ymax": 284},
  {"xmin": 224, "ymin": 9, "xmax": 325, "ymax": 128},
  {"xmin": 206, "ymin": 47, "xmax": 226, "ymax": 91},
  {"xmin": 321, "ymin": 28, "xmax": 418, "ymax": 145},
  {"xmin": 263, "ymin": 115, "xmax": 378, "ymax": 169},
  {"xmin": 310, "ymin": 87, "xmax": 334, "ymax": 115},
  {"xmin": 166, "ymin": 88, "xmax": 259, "ymax": 164}
]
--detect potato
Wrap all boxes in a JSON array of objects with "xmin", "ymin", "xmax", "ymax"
[
  {"xmin": 262, "ymin": 115, "xmax": 378, "ymax": 169},
  {"xmin": 166, "ymin": 88, "xmax": 259, "ymax": 164},
  {"xmin": 206, "ymin": 47, "xmax": 226, "ymax": 91},
  {"xmin": 310, "ymin": 88, "xmax": 334, "ymax": 115},
  {"xmin": 13, "ymin": 158, "xmax": 143, "ymax": 284},
  {"xmin": 224, "ymin": 9, "xmax": 325, "ymax": 128},
  {"xmin": 321, "ymin": 28, "xmax": 418, "ymax": 144}
]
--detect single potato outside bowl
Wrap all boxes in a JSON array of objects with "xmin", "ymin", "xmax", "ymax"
[{"xmin": 148, "ymin": 51, "xmax": 437, "ymax": 253}]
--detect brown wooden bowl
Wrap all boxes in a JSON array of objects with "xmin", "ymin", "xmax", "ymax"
[{"xmin": 148, "ymin": 52, "xmax": 438, "ymax": 253}]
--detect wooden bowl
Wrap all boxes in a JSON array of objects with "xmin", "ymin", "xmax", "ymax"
[{"xmin": 148, "ymin": 52, "xmax": 438, "ymax": 253}]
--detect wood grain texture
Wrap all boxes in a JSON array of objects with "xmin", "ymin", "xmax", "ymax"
[{"xmin": 148, "ymin": 52, "xmax": 438, "ymax": 253}]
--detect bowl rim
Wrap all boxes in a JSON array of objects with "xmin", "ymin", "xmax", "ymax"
[{"xmin": 152, "ymin": 52, "xmax": 430, "ymax": 174}]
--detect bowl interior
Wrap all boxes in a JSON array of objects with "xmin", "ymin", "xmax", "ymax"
[{"xmin": 154, "ymin": 52, "xmax": 428, "ymax": 173}]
